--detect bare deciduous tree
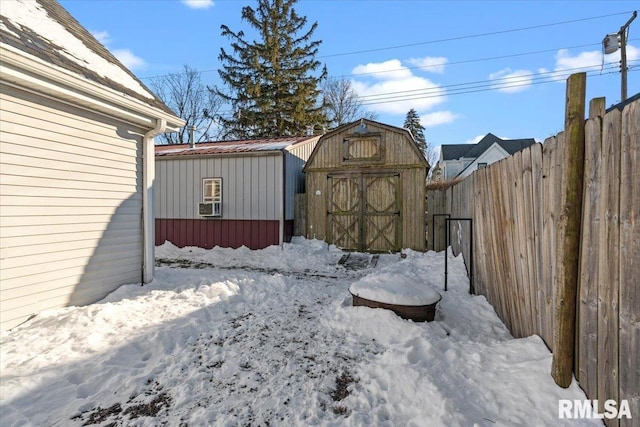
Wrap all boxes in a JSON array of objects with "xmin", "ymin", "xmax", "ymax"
[
  {"xmin": 150, "ymin": 65, "xmax": 222, "ymax": 144},
  {"xmin": 322, "ymin": 77, "xmax": 377, "ymax": 129}
]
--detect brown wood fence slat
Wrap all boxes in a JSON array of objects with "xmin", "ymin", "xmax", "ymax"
[
  {"xmin": 618, "ymin": 99, "xmax": 640, "ymax": 427},
  {"xmin": 576, "ymin": 99, "xmax": 604, "ymax": 401},
  {"xmin": 530, "ymin": 143, "xmax": 544, "ymax": 339},
  {"xmin": 425, "ymin": 76, "xmax": 637, "ymax": 425},
  {"xmin": 597, "ymin": 108, "xmax": 622, "ymax": 421}
]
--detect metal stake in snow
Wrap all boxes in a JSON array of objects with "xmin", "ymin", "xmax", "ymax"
[{"xmin": 444, "ymin": 217, "xmax": 474, "ymax": 294}]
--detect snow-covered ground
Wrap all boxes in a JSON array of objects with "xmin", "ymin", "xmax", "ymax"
[{"xmin": 0, "ymin": 238, "xmax": 599, "ymax": 426}]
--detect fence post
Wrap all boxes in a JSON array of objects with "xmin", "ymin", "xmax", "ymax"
[{"xmin": 551, "ymin": 72, "xmax": 587, "ymax": 388}]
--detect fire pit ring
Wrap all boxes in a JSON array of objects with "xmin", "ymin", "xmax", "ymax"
[
  {"xmin": 350, "ymin": 293, "xmax": 441, "ymax": 322},
  {"xmin": 348, "ymin": 273, "xmax": 441, "ymax": 322}
]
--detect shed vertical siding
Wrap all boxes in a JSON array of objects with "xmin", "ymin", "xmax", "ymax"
[
  {"xmin": 155, "ymin": 153, "xmax": 284, "ymax": 249},
  {"xmin": 284, "ymin": 138, "xmax": 319, "ymax": 220},
  {"xmin": 155, "ymin": 154, "xmax": 283, "ymax": 220},
  {"xmin": 401, "ymin": 167, "xmax": 427, "ymax": 249},
  {"xmin": 304, "ymin": 120, "xmax": 427, "ymax": 251},
  {"xmin": 0, "ymin": 85, "xmax": 144, "ymax": 330}
]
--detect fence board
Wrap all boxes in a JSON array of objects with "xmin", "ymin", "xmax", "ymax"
[
  {"xmin": 597, "ymin": 108, "xmax": 621, "ymax": 420},
  {"xmin": 542, "ymin": 133, "xmax": 562, "ymax": 350},
  {"xmin": 426, "ymin": 190, "xmax": 447, "ymax": 251},
  {"xmin": 511, "ymin": 150, "xmax": 535, "ymax": 337},
  {"xmin": 425, "ymin": 87, "xmax": 636, "ymax": 413},
  {"xmin": 474, "ymin": 168, "xmax": 490, "ymax": 301},
  {"xmin": 618, "ymin": 100, "xmax": 639, "ymax": 427},
  {"xmin": 576, "ymin": 115, "xmax": 602, "ymax": 400},
  {"xmin": 530, "ymin": 143, "xmax": 545, "ymax": 342},
  {"xmin": 520, "ymin": 148, "xmax": 537, "ymax": 337},
  {"xmin": 505, "ymin": 154, "xmax": 525, "ymax": 337}
]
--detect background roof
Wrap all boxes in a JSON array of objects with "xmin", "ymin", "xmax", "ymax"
[{"xmin": 155, "ymin": 136, "xmax": 318, "ymax": 157}]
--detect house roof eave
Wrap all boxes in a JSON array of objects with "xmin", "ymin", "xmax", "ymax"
[{"xmin": 0, "ymin": 43, "xmax": 185, "ymax": 131}]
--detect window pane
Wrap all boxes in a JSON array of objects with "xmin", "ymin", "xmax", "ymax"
[{"xmin": 213, "ymin": 180, "xmax": 220, "ymax": 201}]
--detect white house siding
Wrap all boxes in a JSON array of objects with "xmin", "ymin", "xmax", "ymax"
[
  {"xmin": 457, "ymin": 143, "xmax": 510, "ymax": 178},
  {"xmin": 442, "ymin": 159, "xmax": 470, "ymax": 179},
  {"xmin": 0, "ymin": 85, "xmax": 144, "ymax": 330},
  {"xmin": 155, "ymin": 153, "xmax": 283, "ymax": 221}
]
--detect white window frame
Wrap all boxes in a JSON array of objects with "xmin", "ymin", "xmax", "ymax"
[{"xmin": 201, "ymin": 177, "xmax": 222, "ymax": 217}]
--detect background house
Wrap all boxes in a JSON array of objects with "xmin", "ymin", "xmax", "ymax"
[
  {"xmin": 304, "ymin": 119, "xmax": 429, "ymax": 252},
  {"xmin": 154, "ymin": 136, "xmax": 320, "ymax": 250},
  {"xmin": 437, "ymin": 133, "xmax": 536, "ymax": 180},
  {"xmin": 0, "ymin": 0, "xmax": 184, "ymax": 330}
]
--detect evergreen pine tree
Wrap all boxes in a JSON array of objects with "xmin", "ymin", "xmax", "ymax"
[
  {"xmin": 217, "ymin": 0, "xmax": 327, "ymax": 138},
  {"xmin": 403, "ymin": 108, "xmax": 426, "ymax": 153}
]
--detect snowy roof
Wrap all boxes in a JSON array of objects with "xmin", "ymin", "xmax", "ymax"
[
  {"xmin": 155, "ymin": 136, "xmax": 318, "ymax": 157},
  {"xmin": 0, "ymin": 0, "xmax": 175, "ymax": 116}
]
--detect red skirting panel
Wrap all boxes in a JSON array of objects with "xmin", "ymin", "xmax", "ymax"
[{"xmin": 155, "ymin": 219, "xmax": 290, "ymax": 250}]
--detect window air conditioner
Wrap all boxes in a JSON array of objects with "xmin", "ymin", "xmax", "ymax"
[{"xmin": 198, "ymin": 202, "xmax": 221, "ymax": 217}]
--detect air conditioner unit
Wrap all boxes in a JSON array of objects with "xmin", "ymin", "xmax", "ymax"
[{"xmin": 198, "ymin": 202, "xmax": 221, "ymax": 217}]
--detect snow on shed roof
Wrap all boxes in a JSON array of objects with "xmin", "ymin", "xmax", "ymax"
[
  {"xmin": 0, "ymin": 0, "xmax": 174, "ymax": 115},
  {"xmin": 155, "ymin": 136, "xmax": 318, "ymax": 157}
]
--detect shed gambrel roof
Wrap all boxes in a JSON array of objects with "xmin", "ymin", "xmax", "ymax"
[
  {"xmin": 155, "ymin": 136, "xmax": 319, "ymax": 157},
  {"xmin": 441, "ymin": 133, "xmax": 536, "ymax": 160},
  {"xmin": 303, "ymin": 118, "xmax": 429, "ymax": 171},
  {"xmin": 0, "ymin": 0, "xmax": 175, "ymax": 116}
]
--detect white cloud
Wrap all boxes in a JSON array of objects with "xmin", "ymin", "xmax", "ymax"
[
  {"xmin": 91, "ymin": 30, "xmax": 110, "ymax": 45},
  {"xmin": 90, "ymin": 31, "xmax": 146, "ymax": 71},
  {"xmin": 546, "ymin": 44, "xmax": 639, "ymax": 82},
  {"xmin": 489, "ymin": 68, "xmax": 533, "ymax": 93},
  {"xmin": 420, "ymin": 111, "xmax": 458, "ymax": 127},
  {"xmin": 351, "ymin": 59, "xmax": 446, "ymax": 115},
  {"xmin": 352, "ymin": 59, "xmax": 412, "ymax": 80},
  {"xmin": 182, "ymin": 0, "xmax": 214, "ymax": 9},
  {"xmin": 112, "ymin": 49, "xmax": 146, "ymax": 70},
  {"xmin": 465, "ymin": 135, "xmax": 486, "ymax": 145},
  {"xmin": 407, "ymin": 56, "xmax": 448, "ymax": 74},
  {"xmin": 554, "ymin": 48, "xmax": 602, "ymax": 76}
]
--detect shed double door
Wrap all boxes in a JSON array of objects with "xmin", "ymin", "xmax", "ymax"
[{"xmin": 328, "ymin": 173, "xmax": 400, "ymax": 252}]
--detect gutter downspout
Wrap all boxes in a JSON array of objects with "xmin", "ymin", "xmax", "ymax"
[
  {"xmin": 142, "ymin": 118, "xmax": 166, "ymax": 283},
  {"xmin": 280, "ymin": 150, "xmax": 286, "ymax": 248}
]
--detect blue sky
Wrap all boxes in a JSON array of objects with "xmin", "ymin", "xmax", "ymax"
[{"xmin": 60, "ymin": 0, "xmax": 638, "ymax": 150}]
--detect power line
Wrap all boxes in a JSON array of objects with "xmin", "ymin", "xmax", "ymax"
[
  {"xmin": 356, "ymin": 62, "xmax": 631, "ymax": 102},
  {"xmin": 318, "ymin": 11, "xmax": 635, "ymax": 58},
  {"xmin": 187, "ymin": 63, "xmax": 637, "ymax": 119},
  {"xmin": 138, "ymin": 11, "xmax": 636, "ymax": 80},
  {"xmin": 339, "ymin": 40, "xmax": 638, "ymax": 79}
]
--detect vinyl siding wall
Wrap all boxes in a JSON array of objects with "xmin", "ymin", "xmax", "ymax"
[{"xmin": 0, "ymin": 84, "xmax": 145, "ymax": 330}]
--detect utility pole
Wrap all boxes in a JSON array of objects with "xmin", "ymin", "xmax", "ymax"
[{"xmin": 618, "ymin": 11, "xmax": 637, "ymax": 101}]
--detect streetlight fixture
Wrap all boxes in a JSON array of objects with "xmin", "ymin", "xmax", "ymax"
[{"xmin": 603, "ymin": 11, "xmax": 637, "ymax": 102}]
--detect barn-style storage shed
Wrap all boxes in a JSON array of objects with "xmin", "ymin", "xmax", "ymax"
[
  {"xmin": 304, "ymin": 119, "xmax": 429, "ymax": 252},
  {"xmin": 155, "ymin": 135, "xmax": 320, "ymax": 250}
]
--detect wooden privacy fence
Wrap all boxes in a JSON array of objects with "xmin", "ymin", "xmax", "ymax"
[{"xmin": 427, "ymin": 74, "xmax": 638, "ymax": 427}]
